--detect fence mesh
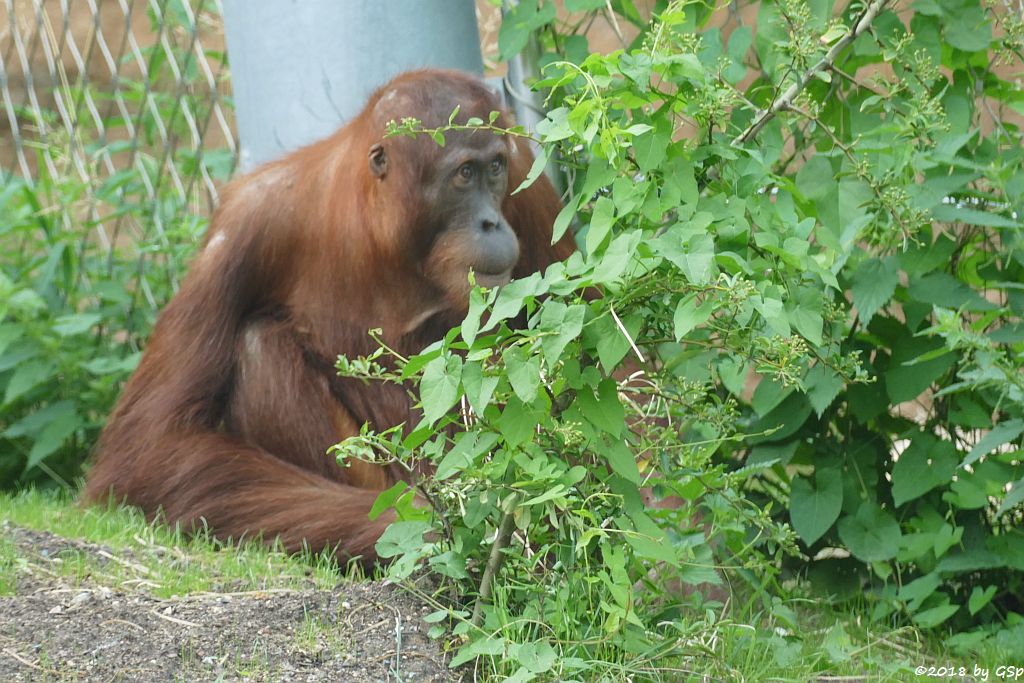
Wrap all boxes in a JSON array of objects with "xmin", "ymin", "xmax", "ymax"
[{"xmin": 1, "ymin": 0, "xmax": 236, "ymax": 310}]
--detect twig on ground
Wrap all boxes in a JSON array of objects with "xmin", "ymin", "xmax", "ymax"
[
  {"xmin": 100, "ymin": 618, "xmax": 147, "ymax": 632},
  {"xmin": 149, "ymin": 608, "xmax": 199, "ymax": 628}
]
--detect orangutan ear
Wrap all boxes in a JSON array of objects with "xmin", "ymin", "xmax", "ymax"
[{"xmin": 369, "ymin": 144, "xmax": 388, "ymax": 179}]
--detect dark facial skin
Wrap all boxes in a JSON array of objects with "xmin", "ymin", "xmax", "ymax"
[
  {"xmin": 371, "ymin": 132, "xmax": 521, "ymax": 307},
  {"xmin": 435, "ymin": 135, "xmax": 519, "ymax": 282}
]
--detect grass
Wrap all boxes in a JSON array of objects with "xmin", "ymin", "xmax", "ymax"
[
  {"xmin": 293, "ymin": 606, "xmax": 352, "ymax": 659},
  {"xmin": 457, "ymin": 546, "xmax": 999, "ymax": 682},
  {"xmin": 0, "ymin": 487, "xmax": 352, "ymax": 599},
  {"xmin": 0, "ymin": 535, "xmax": 18, "ymax": 595},
  {"xmin": 2, "ymin": 488, "xmax": 1015, "ymax": 682},
  {"xmin": 471, "ymin": 573, "xmax": 951, "ymax": 681}
]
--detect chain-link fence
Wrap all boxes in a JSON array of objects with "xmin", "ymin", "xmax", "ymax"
[
  {"xmin": 1, "ymin": 0, "xmax": 236, "ymax": 302},
  {"xmin": 0, "ymin": 0, "xmax": 236, "ymax": 486}
]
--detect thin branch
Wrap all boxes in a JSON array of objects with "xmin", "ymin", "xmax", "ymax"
[
  {"xmin": 470, "ymin": 493, "xmax": 520, "ymax": 629},
  {"xmin": 733, "ymin": 0, "xmax": 891, "ymax": 146},
  {"xmin": 610, "ymin": 304, "xmax": 646, "ymax": 364},
  {"xmin": 604, "ymin": 0, "xmax": 628, "ymax": 49}
]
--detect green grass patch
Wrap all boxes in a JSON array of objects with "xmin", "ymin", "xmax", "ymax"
[{"xmin": 0, "ymin": 488, "xmax": 353, "ymax": 598}]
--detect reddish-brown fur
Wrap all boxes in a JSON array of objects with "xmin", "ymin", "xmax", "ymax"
[{"xmin": 82, "ymin": 70, "xmax": 575, "ymax": 564}]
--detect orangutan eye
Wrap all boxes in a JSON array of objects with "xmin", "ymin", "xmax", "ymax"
[
  {"xmin": 458, "ymin": 163, "xmax": 475, "ymax": 180},
  {"xmin": 490, "ymin": 156, "xmax": 505, "ymax": 175}
]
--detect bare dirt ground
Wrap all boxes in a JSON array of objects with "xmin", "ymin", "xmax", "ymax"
[{"xmin": 0, "ymin": 525, "xmax": 451, "ymax": 682}]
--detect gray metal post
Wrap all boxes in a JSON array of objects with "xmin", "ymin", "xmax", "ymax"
[
  {"xmin": 221, "ymin": 1, "xmax": 485, "ymax": 170},
  {"xmin": 501, "ymin": 0, "xmax": 564, "ymax": 195}
]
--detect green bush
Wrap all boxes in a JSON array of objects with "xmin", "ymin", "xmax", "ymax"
[{"xmin": 340, "ymin": 0, "xmax": 1024, "ymax": 676}]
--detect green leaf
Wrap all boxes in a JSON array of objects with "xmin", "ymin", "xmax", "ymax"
[
  {"xmin": 947, "ymin": 470, "xmax": 991, "ymax": 510},
  {"xmin": 3, "ymin": 360, "xmax": 56, "ymax": 406},
  {"xmin": 633, "ymin": 127, "xmax": 670, "ymax": 172},
  {"xmin": 651, "ymin": 228, "xmax": 717, "ymax": 285},
  {"xmin": 461, "ymin": 285, "xmax": 489, "ymax": 347},
  {"xmin": 850, "ymin": 257, "xmax": 899, "ymax": 324},
  {"xmin": 25, "ymin": 409, "xmax": 83, "ymax": 470},
  {"xmin": 717, "ymin": 356, "xmax": 748, "ymax": 397},
  {"xmin": 786, "ymin": 287, "xmax": 824, "ymax": 346},
  {"xmin": 428, "ymin": 550, "xmax": 469, "ymax": 579},
  {"xmin": 885, "ymin": 340, "xmax": 956, "ymax": 405},
  {"xmin": 837, "ymin": 503, "xmax": 902, "ymax": 562},
  {"xmin": 591, "ymin": 232, "xmax": 640, "ymax": 284},
  {"xmin": 450, "ymin": 635, "xmax": 506, "ymax": 669},
  {"xmin": 0, "ymin": 324, "xmax": 24, "ymax": 359},
  {"xmin": 757, "ymin": 296, "xmax": 790, "ymax": 336},
  {"xmin": 936, "ymin": 550, "xmax": 1004, "ymax": 573},
  {"xmin": 619, "ymin": 52, "xmax": 653, "ymax": 87},
  {"xmin": 420, "ymin": 355, "xmax": 463, "ymax": 423},
  {"xmin": 796, "ymin": 155, "xmax": 835, "ymax": 201},
  {"xmin": 539, "ymin": 302, "xmax": 585, "ymax": 367},
  {"xmin": 507, "ymin": 640, "xmax": 557, "ymax": 674},
  {"xmin": 673, "ymin": 294, "xmax": 714, "ymax": 340},
  {"xmin": 489, "ymin": 273, "xmax": 545, "ymax": 324},
  {"xmin": 564, "ymin": 0, "xmax": 606, "ymax": 11},
  {"xmin": 751, "ymin": 378, "xmax": 792, "ymax": 417},
  {"xmin": 591, "ymin": 313, "xmax": 641, "ymax": 372},
  {"xmin": 399, "ymin": 347, "xmax": 443, "ymax": 381},
  {"xmin": 999, "ymin": 477, "xmax": 1024, "ymax": 517},
  {"xmin": 522, "ymin": 483, "xmax": 568, "ymax": 507},
  {"xmin": 577, "ymin": 379, "xmax": 624, "ymax": 437},
  {"xmin": 790, "ymin": 466, "xmax": 843, "ymax": 545},
  {"xmin": 891, "ymin": 434, "xmax": 957, "ymax": 507},
  {"xmin": 461, "ymin": 361, "xmax": 499, "ymax": 415},
  {"xmin": 513, "ymin": 146, "xmax": 550, "ymax": 195},
  {"xmin": 375, "ymin": 520, "xmax": 431, "ymax": 559},
  {"xmin": 897, "ymin": 573, "xmax": 941, "ymax": 611},
  {"xmin": 820, "ymin": 24, "xmax": 847, "ymax": 44},
  {"xmin": 805, "ymin": 365, "xmax": 843, "ymax": 417},
  {"xmin": 551, "ymin": 196, "xmax": 579, "ymax": 243},
  {"xmin": 80, "ymin": 353, "xmax": 141, "ymax": 376},
  {"xmin": 498, "ymin": 0, "xmax": 555, "ymax": 60},
  {"xmin": 619, "ymin": 511, "xmax": 678, "ymax": 564},
  {"xmin": 369, "ymin": 481, "xmax": 410, "ymax": 520},
  {"xmin": 967, "ymin": 585, "xmax": 996, "ymax": 615},
  {"xmin": 931, "ymin": 203, "xmax": 1018, "ymax": 228},
  {"xmin": 599, "ymin": 439, "xmax": 640, "ymax": 484},
  {"xmin": 724, "ymin": 25, "xmax": 752, "ymax": 82},
  {"xmin": 503, "ymin": 346, "xmax": 541, "ymax": 403},
  {"xmin": 962, "ymin": 418, "xmax": 1024, "ymax": 468},
  {"xmin": 748, "ymin": 439, "xmax": 799, "ymax": 467},
  {"xmin": 942, "ymin": 4, "xmax": 992, "ymax": 52},
  {"xmin": 585, "ymin": 196, "xmax": 615, "ymax": 254},
  {"xmin": 679, "ymin": 234, "xmax": 717, "ymax": 285},
  {"xmin": 52, "ymin": 313, "xmax": 102, "ymax": 337},
  {"xmin": 497, "ymin": 397, "xmax": 539, "ymax": 448},
  {"xmin": 913, "ymin": 600, "xmax": 959, "ymax": 629},
  {"xmin": 748, "ymin": 392, "xmax": 812, "ymax": 445},
  {"xmin": 436, "ymin": 432, "xmax": 500, "ymax": 481},
  {"xmin": 535, "ymin": 107, "xmax": 573, "ymax": 142},
  {"xmin": 822, "ymin": 622, "xmax": 854, "ymax": 664},
  {"xmin": 3, "ymin": 400, "xmax": 76, "ymax": 439},
  {"xmin": 678, "ymin": 543, "xmax": 722, "ymax": 587},
  {"xmin": 933, "ymin": 522, "xmax": 962, "ymax": 558},
  {"xmin": 907, "ymin": 272, "xmax": 995, "ymax": 311}
]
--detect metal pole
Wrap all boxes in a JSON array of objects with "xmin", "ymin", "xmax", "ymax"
[
  {"xmin": 501, "ymin": 0, "xmax": 564, "ymax": 195},
  {"xmin": 221, "ymin": 1, "xmax": 485, "ymax": 170}
]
